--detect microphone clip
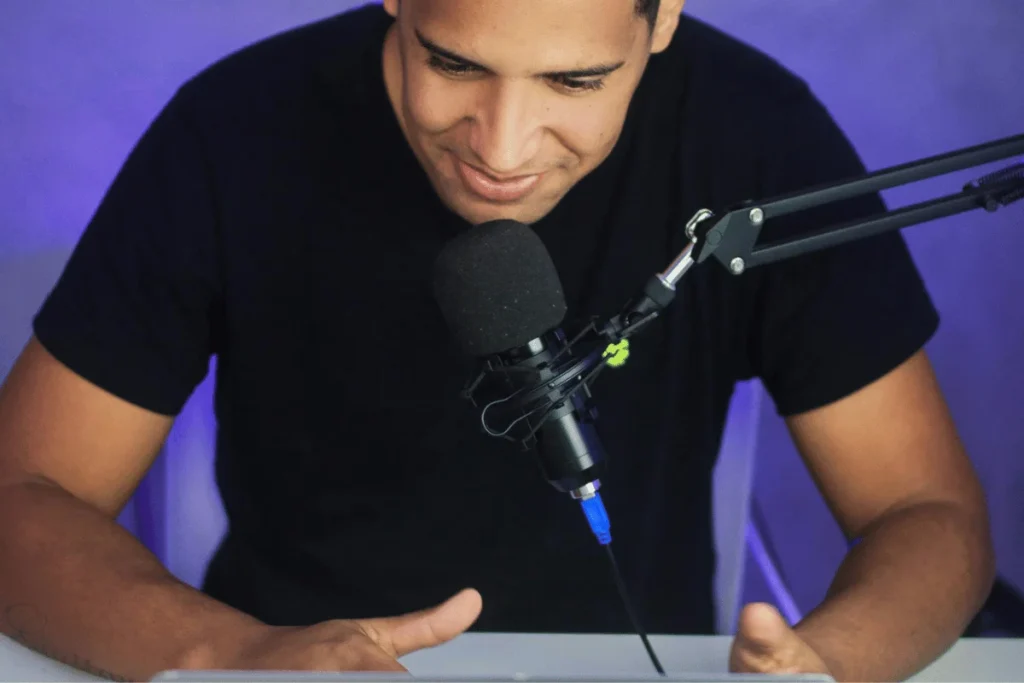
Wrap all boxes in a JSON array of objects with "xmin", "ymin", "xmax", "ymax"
[{"xmin": 461, "ymin": 327, "xmax": 606, "ymax": 450}]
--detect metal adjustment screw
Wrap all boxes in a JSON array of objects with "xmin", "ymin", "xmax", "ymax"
[
  {"xmin": 730, "ymin": 258, "xmax": 746, "ymax": 275},
  {"xmin": 749, "ymin": 207, "xmax": 765, "ymax": 225}
]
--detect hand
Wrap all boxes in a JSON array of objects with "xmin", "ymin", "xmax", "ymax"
[
  {"xmin": 729, "ymin": 603, "xmax": 832, "ymax": 678},
  {"xmin": 214, "ymin": 589, "xmax": 482, "ymax": 672}
]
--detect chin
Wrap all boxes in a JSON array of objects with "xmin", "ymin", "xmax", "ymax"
[{"xmin": 424, "ymin": 149, "xmax": 570, "ymax": 225}]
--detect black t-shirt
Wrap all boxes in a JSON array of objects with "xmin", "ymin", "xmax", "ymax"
[{"xmin": 34, "ymin": 5, "xmax": 938, "ymax": 635}]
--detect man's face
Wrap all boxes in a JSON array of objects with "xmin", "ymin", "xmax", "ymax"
[{"xmin": 382, "ymin": 0, "xmax": 677, "ymax": 226}]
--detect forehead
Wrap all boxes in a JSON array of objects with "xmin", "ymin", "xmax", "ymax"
[{"xmin": 403, "ymin": 0, "xmax": 645, "ymax": 70}]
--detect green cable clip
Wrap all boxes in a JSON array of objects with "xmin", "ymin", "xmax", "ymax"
[{"xmin": 602, "ymin": 339, "xmax": 631, "ymax": 368}]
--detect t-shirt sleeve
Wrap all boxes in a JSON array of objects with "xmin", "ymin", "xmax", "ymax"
[
  {"xmin": 32, "ymin": 91, "xmax": 221, "ymax": 416},
  {"xmin": 746, "ymin": 86, "xmax": 940, "ymax": 417}
]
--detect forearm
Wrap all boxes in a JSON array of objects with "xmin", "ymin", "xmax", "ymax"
[
  {"xmin": 0, "ymin": 480, "xmax": 266, "ymax": 681},
  {"xmin": 794, "ymin": 501, "xmax": 995, "ymax": 682}
]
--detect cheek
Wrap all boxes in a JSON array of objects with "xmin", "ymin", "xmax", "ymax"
[
  {"xmin": 547, "ymin": 95, "xmax": 631, "ymax": 158},
  {"xmin": 402, "ymin": 68, "xmax": 470, "ymax": 135}
]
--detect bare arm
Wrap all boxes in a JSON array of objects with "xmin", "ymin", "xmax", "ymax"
[
  {"xmin": 0, "ymin": 338, "xmax": 265, "ymax": 681},
  {"xmin": 787, "ymin": 349, "xmax": 994, "ymax": 681}
]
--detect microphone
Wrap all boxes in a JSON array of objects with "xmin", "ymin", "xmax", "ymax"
[
  {"xmin": 431, "ymin": 221, "xmax": 666, "ymax": 674},
  {"xmin": 431, "ymin": 219, "xmax": 612, "ymax": 541}
]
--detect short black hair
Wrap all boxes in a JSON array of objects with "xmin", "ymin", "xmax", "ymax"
[{"xmin": 636, "ymin": 0, "xmax": 661, "ymax": 30}]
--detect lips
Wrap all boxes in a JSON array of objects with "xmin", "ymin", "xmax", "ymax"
[{"xmin": 455, "ymin": 158, "xmax": 542, "ymax": 203}]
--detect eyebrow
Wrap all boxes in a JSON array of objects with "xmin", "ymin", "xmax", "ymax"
[{"xmin": 415, "ymin": 30, "xmax": 626, "ymax": 79}]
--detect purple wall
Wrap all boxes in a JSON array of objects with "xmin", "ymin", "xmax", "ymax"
[{"xmin": 1, "ymin": 0, "xmax": 1022, "ymax": 618}]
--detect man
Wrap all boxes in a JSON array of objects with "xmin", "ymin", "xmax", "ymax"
[{"xmin": 0, "ymin": 0, "xmax": 994, "ymax": 681}]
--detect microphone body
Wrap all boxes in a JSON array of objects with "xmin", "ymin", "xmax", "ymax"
[
  {"xmin": 431, "ymin": 218, "xmax": 615, "ymax": 506},
  {"xmin": 476, "ymin": 328, "xmax": 607, "ymax": 498}
]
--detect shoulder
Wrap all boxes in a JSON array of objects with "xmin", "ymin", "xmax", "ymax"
[
  {"xmin": 165, "ymin": 4, "xmax": 389, "ymax": 133},
  {"xmin": 649, "ymin": 14, "xmax": 825, "ymax": 128},
  {"xmin": 669, "ymin": 15, "xmax": 811, "ymax": 99},
  {"xmin": 646, "ymin": 16, "xmax": 869, "ymax": 226}
]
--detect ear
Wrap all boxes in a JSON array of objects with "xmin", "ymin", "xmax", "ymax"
[
  {"xmin": 383, "ymin": 0, "xmax": 399, "ymax": 18},
  {"xmin": 650, "ymin": 0, "xmax": 685, "ymax": 54}
]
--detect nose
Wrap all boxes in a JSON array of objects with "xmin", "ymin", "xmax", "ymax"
[{"xmin": 468, "ymin": 79, "xmax": 544, "ymax": 175}]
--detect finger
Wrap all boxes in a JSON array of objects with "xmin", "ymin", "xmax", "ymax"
[
  {"xmin": 353, "ymin": 650, "xmax": 411, "ymax": 673},
  {"xmin": 360, "ymin": 588, "xmax": 483, "ymax": 657},
  {"xmin": 318, "ymin": 641, "xmax": 411, "ymax": 673},
  {"xmin": 730, "ymin": 603, "xmax": 798, "ymax": 673}
]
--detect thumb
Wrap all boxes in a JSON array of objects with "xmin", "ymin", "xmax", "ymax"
[
  {"xmin": 360, "ymin": 589, "xmax": 483, "ymax": 657},
  {"xmin": 730, "ymin": 603, "xmax": 800, "ymax": 674},
  {"xmin": 736, "ymin": 602, "xmax": 792, "ymax": 655}
]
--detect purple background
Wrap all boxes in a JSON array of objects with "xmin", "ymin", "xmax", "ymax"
[{"xmin": 1, "ymin": 0, "xmax": 1022, "ymax": 625}]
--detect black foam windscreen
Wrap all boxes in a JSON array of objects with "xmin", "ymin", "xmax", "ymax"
[{"xmin": 432, "ymin": 220, "xmax": 568, "ymax": 357}]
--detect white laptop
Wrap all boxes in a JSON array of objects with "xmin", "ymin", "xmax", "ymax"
[{"xmin": 150, "ymin": 673, "xmax": 834, "ymax": 683}]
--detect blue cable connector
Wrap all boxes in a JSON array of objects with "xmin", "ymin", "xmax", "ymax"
[{"xmin": 580, "ymin": 492, "xmax": 612, "ymax": 545}]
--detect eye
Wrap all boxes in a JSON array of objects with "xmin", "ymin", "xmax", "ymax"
[
  {"xmin": 550, "ymin": 75, "xmax": 606, "ymax": 93},
  {"xmin": 427, "ymin": 54, "xmax": 479, "ymax": 77}
]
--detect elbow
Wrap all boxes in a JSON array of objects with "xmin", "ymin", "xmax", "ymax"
[
  {"xmin": 899, "ymin": 494, "xmax": 995, "ymax": 619},
  {"xmin": 973, "ymin": 520, "xmax": 997, "ymax": 610},
  {"xmin": 956, "ymin": 494, "xmax": 997, "ymax": 616}
]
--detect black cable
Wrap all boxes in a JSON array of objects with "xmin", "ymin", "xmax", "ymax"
[{"xmin": 604, "ymin": 543, "xmax": 666, "ymax": 675}]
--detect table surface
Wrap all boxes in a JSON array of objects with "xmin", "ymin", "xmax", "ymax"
[{"xmin": 1, "ymin": 632, "xmax": 1021, "ymax": 682}]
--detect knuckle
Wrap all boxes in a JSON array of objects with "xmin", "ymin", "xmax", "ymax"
[
  {"xmin": 295, "ymin": 620, "xmax": 402, "ymax": 672},
  {"xmin": 359, "ymin": 623, "xmax": 383, "ymax": 646}
]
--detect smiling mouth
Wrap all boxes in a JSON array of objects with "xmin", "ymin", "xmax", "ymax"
[{"xmin": 454, "ymin": 157, "xmax": 543, "ymax": 203}]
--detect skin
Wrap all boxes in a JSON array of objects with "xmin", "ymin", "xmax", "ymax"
[
  {"xmin": 380, "ymin": 0, "xmax": 680, "ymax": 225},
  {"xmin": 0, "ymin": 1, "xmax": 994, "ymax": 681}
]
